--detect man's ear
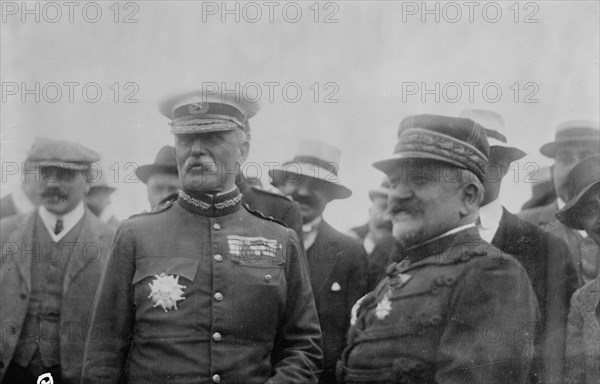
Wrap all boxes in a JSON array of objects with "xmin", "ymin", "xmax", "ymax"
[
  {"xmin": 459, "ymin": 181, "xmax": 482, "ymax": 217},
  {"xmin": 239, "ymin": 140, "xmax": 250, "ymax": 163}
]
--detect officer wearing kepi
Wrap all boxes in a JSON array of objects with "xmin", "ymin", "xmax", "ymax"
[
  {"xmin": 337, "ymin": 114, "xmax": 539, "ymax": 384},
  {"xmin": 81, "ymin": 90, "xmax": 323, "ymax": 384}
]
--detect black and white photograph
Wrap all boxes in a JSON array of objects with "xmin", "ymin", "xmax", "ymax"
[{"xmin": 1, "ymin": 1, "xmax": 599, "ymax": 383}]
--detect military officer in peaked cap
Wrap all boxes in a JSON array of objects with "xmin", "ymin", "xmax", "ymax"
[
  {"xmin": 151, "ymin": 88, "xmax": 304, "ymax": 240},
  {"xmin": 337, "ymin": 114, "xmax": 539, "ymax": 384},
  {"xmin": 81, "ymin": 90, "xmax": 323, "ymax": 384}
]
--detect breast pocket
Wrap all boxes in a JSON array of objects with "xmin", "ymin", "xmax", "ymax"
[{"xmin": 231, "ymin": 256, "xmax": 286, "ymax": 340}]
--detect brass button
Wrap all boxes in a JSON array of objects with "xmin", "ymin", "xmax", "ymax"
[
  {"xmin": 264, "ymin": 274, "xmax": 273, "ymax": 282},
  {"xmin": 212, "ymin": 374, "xmax": 221, "ymax": 383},
  {"xmin": 214, "ymin": 254, "xmax": 223, "ymax": 262},
  {"xmin": 212, "ymin": 223, "xmax": 221, "ymax": 231},
  {"xmin": 213, "ymin": 332, "xmax": 222, "ymax": 341},
  {"xmin": 214, "ymin": 292, "xmax": 223, "ymax": 301}
]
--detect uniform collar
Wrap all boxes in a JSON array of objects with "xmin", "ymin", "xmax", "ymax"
[
  {"xmin": 38, "ymin": 201, "xmax": 85, "ymax": 242},
  {"xmin": 178, "ymin": 187, "xmax": 243, "ymax": 217},
  {"xmin": 402, "ymin": 224, "xmax": 477, "ymax": 263}
]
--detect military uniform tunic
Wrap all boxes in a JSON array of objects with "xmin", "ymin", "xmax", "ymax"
[
  {"xmin": 338, "ymin": 227, "xmax": 539, "ymax": 384},
  {"xmin": 81, "ymin": 188, "xmax": 322, "ymax": 384}
]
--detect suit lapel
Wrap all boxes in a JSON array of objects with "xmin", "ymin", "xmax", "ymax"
[
  {"xmin": 7, "ymin": 213, "xmax": 37, "ymax": 292},
  {"xmin": 582, "ymin": 279, "xmax": 600, "ymax": 358},
  {"xmin": 62, "ymin": 210, "xmax": 101, "ymax": 292},
  {"xmin": 307, "ymin": 221, "xmax": 341, "ymax": 296}
]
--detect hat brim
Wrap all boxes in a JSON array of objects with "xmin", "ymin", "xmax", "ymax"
[
  {"xmin": 490, "ymin": 145, "xmax": 527, "ymax": 162},
  {"xmin": 555, "ymin": 180, "xmax": 600, "ymax": 229},
  {"xmin": 135, "ymin": 164, "xmax": 179, "ymax": 184},
  {"xmin": 36, "ymin": 161, "xmax": 92, "ymax": 170},
  {"xmin": 540, "ymin": 140, "xmax": 600, "ymax": 158},
  {"xmin": 268, "ymin": 165, "xmax": 352, "ymax": 200}
]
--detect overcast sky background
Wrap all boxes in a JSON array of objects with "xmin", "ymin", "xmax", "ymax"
[{"xmin": 2, "ymin": 1, "xmax": 599, "ymax": 231}]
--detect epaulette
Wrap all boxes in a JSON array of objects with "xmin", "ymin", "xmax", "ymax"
[
  {"xmin": 127, "ymin": 198, "xmax": 174, "ymax": 219},
  {"xmin": 253, "ymin": 186, "xmax": 294, "ymax": 202},
  {"xmin": 243, "ymin": 202, "xmax": 289, "ymax": 228}
]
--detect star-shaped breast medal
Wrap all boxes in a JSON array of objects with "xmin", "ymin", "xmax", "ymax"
[{"xmin": 148, "ymin": 273, "xmax": 186, "ymax": 312}]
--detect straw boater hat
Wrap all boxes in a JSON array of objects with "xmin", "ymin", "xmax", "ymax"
[
  {"xmin": 459, "ymin": 109, "xmax": 526, "ymax": 162},
  {"xmin": 555, "ymin": 155, "xmax": 600, "ymax": 230},
  {"xmin": 373, "ymin": 114, "xmax": 490, "ymax": 181},
  {"xmin": 135, "ymin": 146, "xmax": 179, "ymax": 184},
  {"xmin": 540, "ymin": 120, "xmax": 600, "ymax": 158},
  {"xmin": 269, "ymin": 140, "xmax": 352, "ymax": 200}
]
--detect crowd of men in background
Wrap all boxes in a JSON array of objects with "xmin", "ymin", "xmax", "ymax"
[{"xmin": 0, "ymin": 89, "xmax": 598, "ymax": 384}]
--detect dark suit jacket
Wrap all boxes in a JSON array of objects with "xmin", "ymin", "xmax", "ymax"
[
  {"xmin": 0, "ymin": 194, "xmax": 17, "ymax": 219},
  {"xmin": 0, "ymin": 209, "xmax": 115, "ymax": 383},
  {"xmin": 493, "ymin": 208, "xmax": 579, "ymax": 384},
  {"xmin": 238, "ymin": 177, "xmax": 303, "ymax": 241},
  {"xmin": 564, "ymin": 277, "xmax": 600, "ymax": 384},
  {"xmin": 307, "ymin": 221, "xmax": 368, "ymax": 384},
  {"xmin": 519, "ymin": 201, "xmax": 599, "ymax": 285}
]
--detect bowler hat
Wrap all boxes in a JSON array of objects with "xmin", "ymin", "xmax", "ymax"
[
  {"xmin": 540, "ymin": 120, "xmax": 600, "ymax": 158},
  {"xmin": 158, "ymin": 87, "xmax": 261, "ymax": 135},
  {"xmin": 269, "ymin": 140, "xmax": 352, "ymax": 200},
  {"xmin": 555, "ymin": 155, "xmax": 600, "ymax": 229},
  {"xmin": 459, "ymin": 109, "xmax": 526, "ymax": 162},
  {"xmin": 135, "ymin": 146, "xmax": 178, "ymax": 184},
  {"xmin": 26, "ymin": 138, "xmax": 100, "ymax": 170},
  {"xmin": 373, "ymin": 114, "xmax": 490, "ymax": 181}
]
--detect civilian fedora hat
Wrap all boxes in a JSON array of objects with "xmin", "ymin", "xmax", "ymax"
[
  {"xmin": 135, "ymin": 145, "xmax": 178, "ymax": 184},
  {"xmin": 556, "ymin": 155, "xmax": 600, "ymax": 229},
  {"xmin": 459, "ymin": 109, "xmax": 526, "ymax": 162},
  {"xmin": 540, "ymin": 120, "xmax": 600, "ymax": 158},
  {"xmin": 269, "ymin": 139, "xmax": 352, "ymax": 200}
]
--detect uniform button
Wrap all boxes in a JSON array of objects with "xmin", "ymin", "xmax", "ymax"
[
  {"xmin": 212, "ymin": 374, "xmax": 221, "ymax": 383},
  {"xmin": 213, "ymin": 332, "xmax": 222, "ymax": 341},
  {"xmin": 214, "ymin": 292, "xmax": 223, "ymax": 301},
  {"xmin": 19, "ymin": 293, "xmax": 27, "ymax": 300},
  {"xmin": 212, "ymin": 223, "xmax": 221, "ymax": 231},
  {"xmin": 264, "ymin": 274, "xmax": 273, "ymax": 282},
  {"xmin": 214, "ymin": 254, "xmax": 223, "ymax": 262}
]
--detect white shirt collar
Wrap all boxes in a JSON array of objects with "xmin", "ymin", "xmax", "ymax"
[
  {"xmin": 38, "ymin": 201, "xmax": 85, "ymax": 242},
  {"xmin": 363, "ymin": 236, "xmax": 376, "ymax": 254},
  {"xmin": 12, "ymin": 186, "xmax": 35, "ymax": 215},
  {"xmin": 302, "ymin": 216, "xmax": 322, "ymax": 250},
  {"xmin": 479, "ymin": 198, "xmax": 504, "ymax": 229}
]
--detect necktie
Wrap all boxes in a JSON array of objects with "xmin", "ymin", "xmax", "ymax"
[{"xmin": 54, "ymin": 218, "xmax": 64, "ymax": 235}]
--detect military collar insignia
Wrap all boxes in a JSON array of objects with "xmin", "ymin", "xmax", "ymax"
[
  {"xmin": 402, "ymin": 227, "xmax": 481, "ymax": 264},
  {"xmin": 148, "ymin": 273, "xmax": 187, "ymax": 312},
  {"xmin": 178, "ymin": 188, "xmax": 243, "ymax": 217}
]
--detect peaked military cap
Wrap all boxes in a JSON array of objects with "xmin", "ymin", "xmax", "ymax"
[
  {"xmin": 26, "ymin": 138, "xmax": 100, "ymax": 170},
  {"xmin": 158, "ymin": 87, "xmax": 261, "ymax": 135},
  {"xmin": 373, "ymin": 114, "xmax": 490, "ymax": 181}
]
